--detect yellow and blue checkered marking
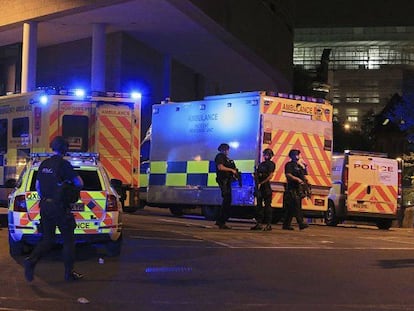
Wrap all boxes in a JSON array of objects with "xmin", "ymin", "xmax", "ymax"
[{"xmin": 148, "ymin": 160, "xmax": 255, "ymax": 187}]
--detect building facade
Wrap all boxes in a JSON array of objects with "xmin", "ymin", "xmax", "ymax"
[{"xmin": 294, "ymin": 26, "xmax": 414, "ymax": 130}]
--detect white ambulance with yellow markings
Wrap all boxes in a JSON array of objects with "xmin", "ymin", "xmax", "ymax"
[
  {"xmin": 0, "ymin": 89, "xmax": 141, "ymax": 212},
  {"xmin": 141, "ymin": 91, "xmax": 333, "ymax": 220},
  {"xmin": 327, "ymin": 150, "xmax": 403, "ymax": 229},
  {"xmin": 8, "ymin": 152, "xmax": 123, "ymax": 256}
]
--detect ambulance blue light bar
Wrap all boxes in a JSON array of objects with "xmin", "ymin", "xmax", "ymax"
[
  {"xmin": 39, "ymin": 95, "xmax": 48, "ymax": 105},
  {"xmin": 131, "ymin": 91, "xmax": 142, "ymax": 100},
  {"xmin": 37, "ymin": 87, "xmax": 142, "ymax": 101},
  {"xmin": 74, "ymin": 89, "xmax": 86, "ymax": 98}
]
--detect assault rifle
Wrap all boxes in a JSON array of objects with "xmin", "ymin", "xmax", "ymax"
[
  {"xmin": 233, "ymin": 169, "xmax": 242, "ymax": 187},
  {"xmin": 298, "ymin": 180, "xmax": 312, "ymax": 199}
]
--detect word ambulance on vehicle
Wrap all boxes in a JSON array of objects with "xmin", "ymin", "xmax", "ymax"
[
  {"xmin": 140, "ymin": 91, "xmax": 333, "ymax": 220},
  {"xmin": 8, "ymin": 152, "xmax": 123, "ymax": 256},
  {"xmin": 0, "ymin": 89, "xmax": 141, "ymax": 211},
  {"xmin": 327, "ymin": 150, "xmax": 403, "ymax": 229}
]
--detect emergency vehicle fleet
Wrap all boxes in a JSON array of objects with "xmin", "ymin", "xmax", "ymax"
[
  {"xmin": 140, "ymin": 91, "xmax": 334, "ymax": 220},
  {"xmin": 0, "ymin": 89, "xmax": 141, "ymax": 211},
  {"xmin": 327, "ymin": 150, "xmax": 402, "ymax": 229}
]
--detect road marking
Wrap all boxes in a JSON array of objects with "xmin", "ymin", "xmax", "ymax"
[
  {"xmin": 130, "ymin": 235, "xmax": 204, "ymax": 242},
  {"xmin": 359, "ymin": 236, "xmax": 414, "ymax": 245},
  {"xmin": 158, "ymin": 218, "xmax": 213, "ymax": 228}
]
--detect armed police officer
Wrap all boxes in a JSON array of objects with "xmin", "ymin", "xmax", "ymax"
[
  {"xmin": 282, "ymin": 149, "xmax": 309, "ymax": 230},
  {"xmin": 251, "ymin": 148, "xmax": 275, "ymax": 231},
  {"xmin": 214, "ymin": 143, "xmax": 239, "ymax": 229},
  {"xmin": 24, "ymin": 136, "xmax": 84, "ymax": 282}
]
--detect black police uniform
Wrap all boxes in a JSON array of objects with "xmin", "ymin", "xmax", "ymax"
[
  {"xmin": 214, "ymin": 152, "xmax": 236, "ymax": 227},
  {"xmin": 255, "ymin": 159, "xmax": 276, "ymax": 226},
  {"xmin": 28, "ymin": 155, "xmax": 79, "ymax": 277},
  {"xmin": 282, "ymin": 161, "xmax": 308, "ymax": 230}
]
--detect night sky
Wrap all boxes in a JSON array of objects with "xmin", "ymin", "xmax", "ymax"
[{"xmin": 294, "ymin": 0, "xmax": 414, "ymax": 28}]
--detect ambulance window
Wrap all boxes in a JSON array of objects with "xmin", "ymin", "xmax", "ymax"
[
  {"xmin": 62, "ymin": 115, "xmax": 89, "ymax": 152},
  {"xmin": 0, "ymin": 119, "xmax": 7, "ymax": 153},
  {"xmin": 140, "ymin": 140, "xmax": 150, "ymax": 162},
  {"xmin": 12, "ymin": 117, "xmax": 29, "ymax": 138}
]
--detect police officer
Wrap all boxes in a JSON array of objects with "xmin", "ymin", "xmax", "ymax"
[
  {"xmin": 24, "ymin": 136, "xmax": 84, "ymax": 282},
  {"xmin": 251, "ymin": 148, "xmax": 276, "ymax": 231},
  {"xmin": 214, "ymin": 143, "xmax": 238, "ymax": 229},
  {"xmin": 282, "ymin": 149, "xmax": 309, "ymax": 230}
]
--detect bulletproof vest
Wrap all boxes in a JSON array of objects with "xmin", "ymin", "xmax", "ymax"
[
  {"xmin": 256, "ymin": 161, "xmax": 271, "ymax": 183},
  {"xmin": 37, "ymin": 156, "xmax": 64, "ymax": 200}
]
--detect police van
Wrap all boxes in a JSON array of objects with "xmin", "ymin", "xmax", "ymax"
[
  {"xmin": 326, "ymin": 150, "xmax": 403, "ymax": 229},
  {"xmin": 8, "ymin": 152, "xmax": 123, "ymax": 256}
]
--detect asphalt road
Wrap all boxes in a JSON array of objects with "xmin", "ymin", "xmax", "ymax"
[{"xmin": 1, "ymin": 207, "xmax": 414, "ymax": 311}]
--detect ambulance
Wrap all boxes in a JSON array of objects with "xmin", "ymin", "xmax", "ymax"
[
  {"xmin": 0, "ymin": 89, "xmax": 141, "ymax": 212},
  {"xmin": 327, "ymin": 150, "xmax": 403, "ymax": 229},
  {"xmin": 140, "ymin": 91, "xmax": 333, "ymax": 220}
]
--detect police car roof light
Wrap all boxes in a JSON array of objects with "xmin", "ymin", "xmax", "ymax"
[{"xmin": 30, "ymin": 152, "xmax": 99, "ymax": 165}]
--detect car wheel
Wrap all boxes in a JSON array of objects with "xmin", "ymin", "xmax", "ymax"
[
  {"xmin": 122, "ymin": 205, "xmax": 138, "ymax": 213},
  {"xmin": 325, "ymin": 200, "xmax": 338, "ymax": 226},
  {"xmin": 376, "ymin": 219, "xmax": 392, "ymax": 230},
  {"xmin": 105, "ymin": 234, "xmax": 123, "ymax": 257},
  {"xmin": 0, "ymin": 214, "xmax": 7, "ymax": 228},
  {"xmin": 8, "ymin": 233, "xmax": 24, "ymax": 256}
]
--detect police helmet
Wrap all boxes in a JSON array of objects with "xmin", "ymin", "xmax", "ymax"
[
  {"xmin": 218, "ymin": 143, "xmax": 230, "ymax": 152},
  {"xmin": 263, "ymin": 148, "xmax": 274, "ymax": 157},
  {"xmin": 50, "ymin": 136, "xmax": 69, "ymax": 154},
  {"xmin": 288, "ymin": 149, "xmax": 301, "ymax": 158}
]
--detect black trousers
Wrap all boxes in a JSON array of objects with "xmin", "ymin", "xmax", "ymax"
[
  {"xmin": 29, "ymin": 199, "xmax": 76, "ymax": 272},
  {"xmin": 216, "ymin": 179, "xmax": 232, "ymax": 225},
  {"xmin": 255, "ymin": 183, "xmax": 272, "ymax": 225},
  {"xmin": 282, "ymin": 190, "xmax": 305, "ymax": 228}
]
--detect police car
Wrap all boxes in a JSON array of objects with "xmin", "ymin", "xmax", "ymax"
[{"xmin": 8, "ymin": 153, "xmax": 123, "ymax": 256}]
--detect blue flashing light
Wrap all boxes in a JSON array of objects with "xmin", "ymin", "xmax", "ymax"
[
  {"xmin": 74, "ymin": 89, "xmax": 86, "ymax": 98},
  {"xmin": 131, "ymin": 91, "xmax": 142, "ymax": 100},
  {"xmin": 39, "ymin": 95, "xmax": 48, "ymax": 105},
  {"xmin": 229, "ymin": 141, "xmax": 240, "ymax": 149}
]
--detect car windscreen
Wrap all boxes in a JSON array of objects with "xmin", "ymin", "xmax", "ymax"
[{"xmin": 30, "ymin": 169, "xmax": 103, "ymax": 191}]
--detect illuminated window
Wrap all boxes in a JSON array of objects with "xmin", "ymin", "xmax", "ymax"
[
  {"xmin": 347, "ymin": 116, "xmax": 358, "ymax": 122},
  {"xmin": 346, "ymin": 109, "xmax": 359, "ymax": 122}
]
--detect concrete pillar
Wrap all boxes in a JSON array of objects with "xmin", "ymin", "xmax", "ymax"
[
  {"xmin": 21, "ymin": 22, "xmax": 37, "ymax": 93},
  {"xmin": 91, "ymin": 23, "xmax": 106, "ymax": 92},
  {"xmin": 6, "ymin": 63, "xmax": 16, "ymax": 94},
  {"xmin": 162, "ymin": 54, "xmax": 171, "ymax": 100}
]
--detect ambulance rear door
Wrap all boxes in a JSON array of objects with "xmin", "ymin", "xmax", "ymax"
[{"xmin": 95, "ymin": 102, "xmax": 139, "ymax": 187}]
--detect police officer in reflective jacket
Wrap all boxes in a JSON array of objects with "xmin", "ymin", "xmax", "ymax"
[
  {"xmin": 214, "ymin": 143, "xmax": 238, "ymax": 229},
  {"xmin": 24, "ymin": 136, "xmax": 84, "ymax": 282},
  {"xmin": 251, "ymin": 148, "xmax": 276, "ymax": 231},
  {"xmin": 282, "ymin": 149, "xmax": 309, "ymax": 230}
]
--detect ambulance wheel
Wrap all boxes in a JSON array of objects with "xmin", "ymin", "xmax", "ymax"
[
  {"xmin": 138, "ymin": 199, "xmax": 146, "ymax": 210},
  {"xmin": 8, "ymin": 233, "xmax": 24, "ymax": 256},
  {"xmin": 169, "ymin": 206, "xmax": 184, "ymax": 216},
  {"xmin": 376, "ymin": 219, "xmax": 392, "ymax": 230},
  {"xmin": 325, "ymin": 201, "xmax": 338, "ymax": 226},
  {"xmin": 202, "ymin": 205, "xmax": 218, "ymax": 221},
  {"xmin": 105, "ymin": 234, "xmax": 123, "ymax": 257}
]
